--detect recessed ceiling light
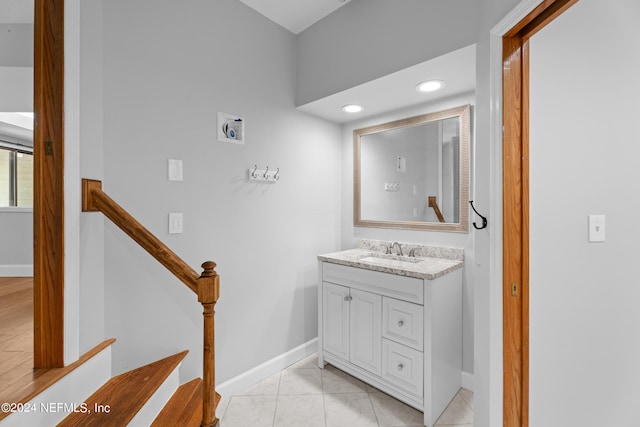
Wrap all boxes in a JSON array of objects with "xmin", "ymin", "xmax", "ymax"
[
  {"xmin": 342, "ymin": 104, "xmax": 364, "ymax": 113},
  {"xmin": 416, "ymin": 80, "xmax": 445, "ymax": 93}
]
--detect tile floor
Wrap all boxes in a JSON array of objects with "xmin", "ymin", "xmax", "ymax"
[{"xmin": 216, "ymin": 353, "xmax": 473, "ymax": 427}]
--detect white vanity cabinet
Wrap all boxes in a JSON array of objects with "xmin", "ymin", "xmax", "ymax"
[
  {"xmin": 318, "ymin": 260, "xmax": 462, "ymax": 427},
  {"xmin": 323, "ymin": 283, "xmax": 382, "ymax": 375}
]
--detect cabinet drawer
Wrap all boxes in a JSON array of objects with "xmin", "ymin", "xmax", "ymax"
[
  {"xmin": 382, "ymin": 339, "xmax": 423, "ymax": 398},
  {"xmin": 323, "ymin": 262, "xmax": 423, "ymax": 304},
  {"xmin": 382, "ymin": 297, "xmax": 423, "ymax": 351}
]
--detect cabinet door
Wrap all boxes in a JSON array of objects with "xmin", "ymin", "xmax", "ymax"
[
  {"xmin": 349, "ymin": 288, "xmax": 382, "ymax": 376},
  {"xmin": 323, "ymin": 282, "xmax": 350, "ymax": 360}
]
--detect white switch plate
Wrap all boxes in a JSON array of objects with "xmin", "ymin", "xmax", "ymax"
[
  {"xmin": 588, "ymin": 214, "xmax": 605, "ymax": 242},
  {"xmin": 168, "ymin": 159, "xmax": 183, "ymax": 181},
  {"xmin": 169, "ymin": 212, "xmax": 183, "ymax": 234}
]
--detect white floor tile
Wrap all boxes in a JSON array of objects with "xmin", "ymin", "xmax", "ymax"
[
  {"xmin": 324, "ymin": 392, "xmax": 379, "ymax": 427},
  {"xmin": 458, "ymin": 388, "xmax": 474, "ymax": 410},
  {"xmin": 286, "ymin": 353, "xmax": 319, "ymax": 370},
  {"xmin": 369, "ymin": 391, "xmax": 424, "ymax": 426},
  {"xmin": 237, "ymin": 372, "xmax": 281, "ymax": 396},
  {"xmin": 221, "ymin": 395, "xmax": 277, "ymax": 427},
  {"xmin": 218, "ymin": 354, "xmax": 474, "ymax": 427},
  {"xmin": 434, "ymin": 394, "xmax": 473, "ymax": 426},
  {"xmin": 273, "ymin": 395, "xmax": 325, "ymax": 427},
  {"xmin": 278, "ymin": 368, "xmax": 323, "ymax": 395},
  {"xmin": 322, "ymin": 364, "xmax": 368, "ymax": 393}
]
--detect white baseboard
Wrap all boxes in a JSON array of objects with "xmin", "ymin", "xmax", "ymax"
[
  {"xmin": 217, "ymin": 338, "xmax": 319, "ymax": 398},
  {"xmin": 461, "ymin": 370, "xmax": 474, "ymax": 392},
  {"xmin": 0, "ymin": 265, "xmax": 33, "ymax": 277}
]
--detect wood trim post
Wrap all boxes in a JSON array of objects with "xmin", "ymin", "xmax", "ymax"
[
  {"xmin": 502, "ymin": 34, "xmax": 526, "ymax": 426},
  {"xmin": 198, "ymin": 262, "xmax": 220, "ymax": 427},
  {"xmin": 501, "ymin": 0, "xmax": 579, "ymax": 425},
  {"xmin": 33, "ymin": 0, "xmax": 65, "ymax": 368}
]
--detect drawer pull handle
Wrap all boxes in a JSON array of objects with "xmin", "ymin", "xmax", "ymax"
[
  {"xmin": 397, "ymin": 320, "xmax": 404, "ymax": 327},
  {"xmin": 397, "ymin": 364, "xmax": 404, "ymax": 371},
  {"xmin": 344, "ymin": 296, "xmax": 352, "ymax": 302}
]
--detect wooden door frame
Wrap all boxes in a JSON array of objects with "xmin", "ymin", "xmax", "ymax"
[
  {"xmin": 33, "ymin": 0, "xmax": 65, "ymax": 368},
  {"xmin": 501, "ymin": 0, "xmax": 579, "ymax": 425}
]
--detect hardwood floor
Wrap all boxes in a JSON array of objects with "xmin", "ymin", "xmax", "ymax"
[
  {"xmin": 0, "ymin": 277, "xmax": 34, "ymax": 419},
  {"xmin": 0, "ymin": 277, "xmax": 33, "ymax": 375}
]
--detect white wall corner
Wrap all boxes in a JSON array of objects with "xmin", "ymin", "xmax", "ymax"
[
  {"xmin": 64, "ymin": 0, "xmax": 82, "ymax": 365},
  {"xmin": 461, "ymin": 371, "xmax": 474, "ymax": 392}
]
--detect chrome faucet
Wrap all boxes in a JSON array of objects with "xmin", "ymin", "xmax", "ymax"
[{"xmin": 391, "ymin": 242, "xmax": 403, "ymax": 256}]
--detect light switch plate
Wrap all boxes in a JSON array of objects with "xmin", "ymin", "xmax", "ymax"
[
  {"xmin": 169, "ymin": 212, "xmax": 183, "ymax": 234},
  {"xmin": 588, "ymin": 214, "xmax": 605, "ymax": 242},
  {"xmin": 168, "ymin": 159, "xmax": 183, "ymax": 181}
]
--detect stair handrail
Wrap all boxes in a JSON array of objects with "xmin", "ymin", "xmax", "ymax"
[
  {"xmin": 82, "ymin": 178, "xmax": 220, "ymax": 427},
  {"xmin": 428, "ymin": 196, "xmax": 446, "ymax": 223}
]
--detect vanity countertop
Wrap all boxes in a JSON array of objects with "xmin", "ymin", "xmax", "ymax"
[{"xmin": 318, "ymin": 248, "xmax": 463, "ymax": 280}]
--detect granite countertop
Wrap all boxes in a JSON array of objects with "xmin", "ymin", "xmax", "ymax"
[{"xmin": 318, "ymin": 240, "xmax": 464, "ymax": 280}]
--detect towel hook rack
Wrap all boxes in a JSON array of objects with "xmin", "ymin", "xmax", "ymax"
[{"xmin": 469, "ymin": 200, "xmax": 488, "ymax": 230}]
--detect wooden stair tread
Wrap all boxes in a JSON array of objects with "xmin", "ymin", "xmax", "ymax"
[
  {"xmin": 58, "ymin": 350, "xmax": 188, "ymax": 427},
  {"xmin": 0, "ymin": 338, "xmax": 115, "ymax": 422},
  {"xmin": 151, "ymin": 378, "xmax": 203, "ymax": 427},
  {"xmin": 151, "ymin": 379, "xmax": 222, "ymax": 427}
]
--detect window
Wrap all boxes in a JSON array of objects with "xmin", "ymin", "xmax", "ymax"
[{"xmin": 0, "ymin": 147, "xmax": 33, "ymax": 207}]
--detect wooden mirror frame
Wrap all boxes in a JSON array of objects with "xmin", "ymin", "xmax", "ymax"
[{"xmin": 353, "ymin": 104, "xmax": 470, "ymax": 232}]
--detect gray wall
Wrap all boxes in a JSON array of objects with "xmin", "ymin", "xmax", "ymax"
[
  {"xmin": 360, "ymin": 124, "xmax": 432, "ymax": 222},
  {"xmin": 296, "ymin": 0, "xmax": 479, "ymax": 106},
  {"xmin": 0, "ymin": 24, "xmax": 32, "ymax": 67},
  {"xmin": 79, "ymin": 0, "xmax": 105, "ymax": 355},
  {"xmin": 0, "ymin": 209, "xmax": 32, "ymax": 273},
  {"xmin": 100, "ymin": 0, "xmax": 342, "ymax": 382},
  {"xmin": 529, "ymin": 0, "xmax": 640, "ymax": 425},
  {"xmin": 473, "ymin": 0, "xmax": 522, "ymax": 424},
  {"xmin": 0, "ymin": 22, "xmax": 33, "ymax": 276}
]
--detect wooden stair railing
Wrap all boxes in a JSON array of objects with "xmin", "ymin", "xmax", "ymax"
[
  {"xmin": 82, "ymin": 179, "xmax": 220, "ymax": 427},
  {"xmin": 428, "ymin": 196, "xmax": 446, "ymax": 223}
]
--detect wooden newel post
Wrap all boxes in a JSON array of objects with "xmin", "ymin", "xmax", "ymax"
[{"xmin": 198, "ymin": 261, "xmax": 220, "ymax": 427}]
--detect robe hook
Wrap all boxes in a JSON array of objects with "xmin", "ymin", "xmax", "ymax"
[{"xmin": 469, "ymin": 200, "xmax": 488, "ymax": 230}]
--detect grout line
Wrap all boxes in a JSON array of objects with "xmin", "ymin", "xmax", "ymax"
[{"xmin": 320, "ymin": 365, "xmax": 328, "ymax": 427}]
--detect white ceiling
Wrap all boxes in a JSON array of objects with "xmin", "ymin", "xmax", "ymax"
[
  {"xmin": 298, "ymin": 44, "xmax": 477, "ymax": 123},
  {"xmin": 237, "ymin": 0, "xmax": 350, "ymax": 34}
]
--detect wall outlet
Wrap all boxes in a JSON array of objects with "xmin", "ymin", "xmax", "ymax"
[
  {"xmin": 588, "ymin": 214, "xmax": 605, "ymax": 242},
  {"xmin": 168, "ymin": 159, "xmax": 183, "ymax": 181}
]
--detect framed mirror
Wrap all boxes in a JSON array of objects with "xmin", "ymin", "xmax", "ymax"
[{"xmin": 354, "ymin": 104, "xmax": 470, "ymax": 232}]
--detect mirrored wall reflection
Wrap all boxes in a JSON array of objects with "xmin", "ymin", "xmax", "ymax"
[
  {"xmin": 360, "ymin": 116, "xmax": 460, "ymax": 223},
  {"xmin": 354, "ymin": 105, "xmax": 470, "ymax": 232}
]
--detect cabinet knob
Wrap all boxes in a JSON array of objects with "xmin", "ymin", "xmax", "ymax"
[
  {"xmin": 397, "ymin": 320, "xmax": 404, "ymax": 327},
  {"xmin": 397, "ymin": 364, "xmax": 404, "ymax": 371},
  {"xmin": 344, "ymin": 296, "xmax": 352, "ymax": 302}
]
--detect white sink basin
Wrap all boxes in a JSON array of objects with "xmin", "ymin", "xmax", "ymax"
[{"xmin": 358, "ymin": 254, "xmax": 424, "ymax": 267}]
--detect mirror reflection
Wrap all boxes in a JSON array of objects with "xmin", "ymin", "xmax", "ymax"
[{"xmin": 354, "ymin": 105, "xmax": 470, "ymax": 232}]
